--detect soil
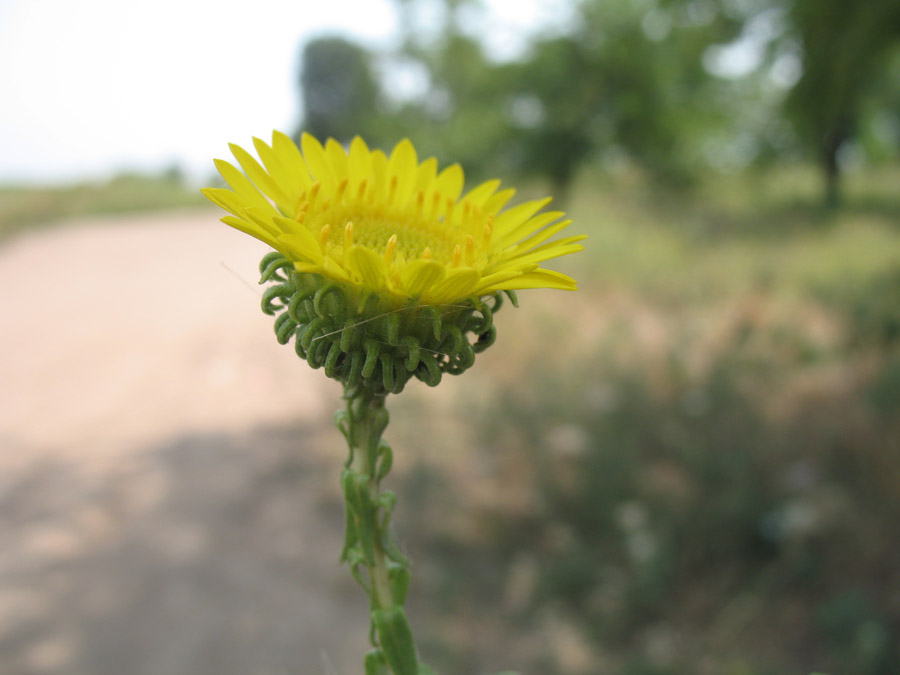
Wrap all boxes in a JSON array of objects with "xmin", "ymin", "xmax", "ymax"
[{"xmin": 0, "ymin": 210, "xmax": 376, "ymax": 674}]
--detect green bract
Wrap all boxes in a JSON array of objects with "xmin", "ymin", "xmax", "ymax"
[{"xmin": 258, "ymin": 252, "xmax": 511, "ymax": 395}]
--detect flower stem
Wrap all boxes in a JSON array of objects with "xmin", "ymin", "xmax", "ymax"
[{"xmin": 337, "ymin": 389, "xmax": 428, "ymax": 675}]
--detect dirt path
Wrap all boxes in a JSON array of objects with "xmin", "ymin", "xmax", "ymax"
[
  {"xmin": 0, "ymin": 209, "xmax": 340, "ymax": 463},
  {"xmin": 0, "ymin": 211, "xmax": 375, "ymax": 674}
]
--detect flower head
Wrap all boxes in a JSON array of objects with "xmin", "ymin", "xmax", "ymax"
[
  {"xmin": 203, "ymin": 132, "xmax": 583, "ymax": 307},
  {"xmin": 204, "ymin": 132, "xmax": 584, "ymax": 395}
]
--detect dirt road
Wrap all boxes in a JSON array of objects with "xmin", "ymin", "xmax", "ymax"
[
  {"xmin": 0, "ymin": 209, "xmax": 342, "ymax": 461},
  {"xmin": 0, "ymin": 211, "xmax": 374, "ymax": 674}
]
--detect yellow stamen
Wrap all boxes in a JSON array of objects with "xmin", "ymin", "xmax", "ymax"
[
  {"xmin": 356, "ymin": 179, "xmax": 368, "ymax": 202},
  {"xmin": 308, "ymin": 181, "xmax": 321, "ymax": 210},
  {"xmin": 483, "ymin": 215, "xmax": 494, "ymax": 242},
  {"xmin": 388, "ymin": 175, "xmax": 398, "ymax": 205},
  {"xmin": 319, "ymin": 223, "xmax": 332, "ymax": 247},
  {"xmin": 294, "ymin": 190, "xmax": 306, "ymax": 214},
  {"xmin": 465, "ymin": 234, "xmax": 475, "ymax": 262},
  {"xmin": 336, "ymin": 177, "xmax": 348, "ymax": 203},
  {"xmin": 344, "ymin": 221, "xmax": 354, "ymax": 249},
  {"xmin": 384, "ymin": 234, "xmax": 398, "ymax": 264},
  {"xmin": 429, "ymin": 191, "xmax": 440, "ymax": 219},
  {"xmin": 422, "ymin": 247, "xmax": 433, "ymax": 261},
  {"xmin": 451, "ymin": 244, "xmax": 462, "ymax": 267},
  {"xmin": 445, "ymin": 197, "xmax": 455, "ymax": 224}
]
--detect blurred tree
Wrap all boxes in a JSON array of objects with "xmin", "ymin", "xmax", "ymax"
[
  {"xmin": 525, "ymin": 0, "xmax": 744, "ymax": 189},
  {"xmin": 857, "ymin": 49, "xmax": 900, "ymax": 164},
  {"xmin": 783, "ymin": 0, "xmax": 900, "ymax": 206},
  {"xmin": 298, "ymin": 37, "xmax": 383, "ymax": 145},
  {"xmin": 388, "ymin": 0, "xmax": 747, "ymax": 194},
  {"xmin": 383, "ymin": 0, "xmax": 898, "ymax": 202},
  {"xmin": 504, "ymin": 37, "xmax": 599, "ymax": 203},
  {"xmin": 384, "ymin": 0, "xmax": 517, "ymax": 179},
  {"xmin": 293, "ymin": 0, "xmax": 900, "ymax": 205},
  {"xmin": 409, "ymin": 33, "xmax": 516, "ymax": 177}
]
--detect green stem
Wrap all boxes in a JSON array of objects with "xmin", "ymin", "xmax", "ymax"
[
  {"xmin": 338, "ymin": 389, "xmax": 427, "ymax": 675},
  {"xmin": 348, "ymin": 395, "xmax": 395, "ymax": 611}
]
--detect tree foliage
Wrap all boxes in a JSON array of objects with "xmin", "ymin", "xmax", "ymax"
[
  {"xmin": 293, "ymin": 0, "xmax": 900, "ymax": 206},
  {"xmin": 298, "ymin": 37, "xmax": 383, "ymax": 146},
  {"xmin": 783, "ymin": 0, "xmax": 900, "ymax": 205}
]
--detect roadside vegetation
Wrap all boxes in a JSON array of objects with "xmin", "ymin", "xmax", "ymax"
[
  {"xmin": 0, "ymin": 169, "xmax": 208, "ymax": 242},
  {"xmin": 383, "ymin": 162, "xmax": 900, "ymax": 675}
]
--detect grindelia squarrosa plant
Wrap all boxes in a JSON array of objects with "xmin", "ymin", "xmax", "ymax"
[{"xmin": 203, "ymin": 131, "xmax": 584, "ymax": 674}]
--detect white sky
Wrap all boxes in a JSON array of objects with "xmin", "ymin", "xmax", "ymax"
[{"xmin": 0, "ymin": 0, "xmax": 573, "ymax": 184}]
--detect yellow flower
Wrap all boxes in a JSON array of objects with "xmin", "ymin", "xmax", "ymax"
[{"xmin": 203, "ymin": 132, "xmax": 584, "ymax": 307}]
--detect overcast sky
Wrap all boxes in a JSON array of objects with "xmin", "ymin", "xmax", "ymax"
[{"xmin": 0, "ymin": 0, "xmax": 573, "ymax": 184}]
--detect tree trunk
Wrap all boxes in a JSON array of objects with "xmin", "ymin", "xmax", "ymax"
[
  {"xmin": 822, "ymin": 119, "xmax": 850, "ymax": 209},
  {"xmin": 823, "ymin": 145, "xmax": 840, "ymax": 209}
]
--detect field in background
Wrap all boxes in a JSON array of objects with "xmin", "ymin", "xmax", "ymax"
[
  {"xmin": 0, "ymin": 170, "xmax": 208, "ymax": 241},
  {"xmin": 383, "ymin": 163, "xmax": 900, "ymax": 674},
  {"xmin": 2, "ymin": 163, "xmax": 898, "ymax": 674}
]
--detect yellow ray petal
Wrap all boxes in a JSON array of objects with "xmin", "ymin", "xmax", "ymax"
[
  {"xmin": 505, "ymin": 218, "xmax": 574, "ymax": 255},
  {"xmin": 293, "ymin": 261, "xmax": 326, "ymax": 275},
  {"xmin": 272, "ymin": 216, "xmax": 324, "ymax": 262},
  {"xmin": 434, "ymin": 164, "xmax": 464, "ymax": 203},
  {"xmin": 301, "ymin": 133, "xmax": 336, "ymax": 193},
  {"xmin": 471, "ymin": 268, "xmax": 526, "ymax": 292},
  {"xmin": 482, "ymin": 188, "xmax": 516, "ymax": 215},
  {"xmin": 485, "ymin": 268, "xmax": 578, "ymax": 292},
  {"xmin": 345, "ymin": 245, "xmax": 389, "ymax": 290},
  {"xmin": 415, "ymin": 157, "xmax": 438, "ymax": 194},
  {"xmin": 426, "ymin": 267, "xmax": 479, "ymax": 304},
  {"xmin": 202, "ymin": 187, "xmax": 249, "ymax": 218},
  {"xmin": 496, "ymin": 210, "xmax": 566, "ymax": 248},
  {"xmin": 242, "ymin": 207, "xmax": 284, "ymax": 238},
  {"xmin": 501, "ymin": 240, "xmax": 585, "ymax": 269},
  {"xmin": 277, "ymin": 232, "xmax": 324, "ymax": 263},
  {"xmin": 220, "ymin": 216, "xmax": 280, "ymax": 250},
  {"xmin": 272, "ymin": 130, "xmax": 313, "ymax": 191},
  {"xmin": 252, "ymin": 137, "xmax": 305, "ymax": 213},
  {"xmin": 387, "ymin": 138, "xmax": 418, "ymax": 207},
  {"xmin": 321, "ymin": 254, "xmax": 351, "ymax": 282},
  {"xmin": 461, "ymin": 179, "xmax": 500, "ymax": 207},
  {"xmin": 370, "ymin": 149, "xmax": 389, "ymax": 202},
  {"xmin": 401, "ymin": 259, "xmax": 446, "ymax": 298},
  {"xmin": 347, "ymin": 136, "xmax": 372, "ymax": 193},
  {"xmin": 212, "ymin": 159, "xmax": 272, "ymax": 212},
  {"xmin": 229, "ymin": 143, "xmax": 292, "ymax": 210},
  {"xmin": 492, "ymin": 197, "xmax": 553, "ymax": 236},
  {"xmin": 325, "ymin": 138, "xmax": 349, "ymax": 179}
]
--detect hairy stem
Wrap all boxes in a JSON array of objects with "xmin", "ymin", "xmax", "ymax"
[
  {"xmin": 339, "ymin": 389, "xmax": 425, "ymax": 675},
  {"xmin": 348, "ymin": 395, "xmax": 395, "ymax": 610}
]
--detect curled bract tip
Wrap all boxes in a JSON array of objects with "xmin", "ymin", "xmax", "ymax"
[{"xmin": 259, "ymin": 253, "xmax": 507, "ymax": 394}]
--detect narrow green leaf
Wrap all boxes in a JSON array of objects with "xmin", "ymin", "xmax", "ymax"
[
  {"xmin": 344, "ymin": 471, "xmax": 377, "ymax": 566},
  {"xmin": 376, "ymin": 442, "xmax": 394, "ymax": 482},
  {"xmin": 388, "ymin": 564, "xmax": 411, "ymax": 605},
  {"xmin": 339, "ymin": 510, "xmax": 358, "ymax": 563},
  {"xmin": 334, "ymin": 410, "xmax": 350, "ymax": 443},
  {"xmin": 373, "ymin": 607, "xmax": 418, "ymax": 675},
  {"xmin": 364, "ymin": 650, "xmax": 389, "ymax": 675}
]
